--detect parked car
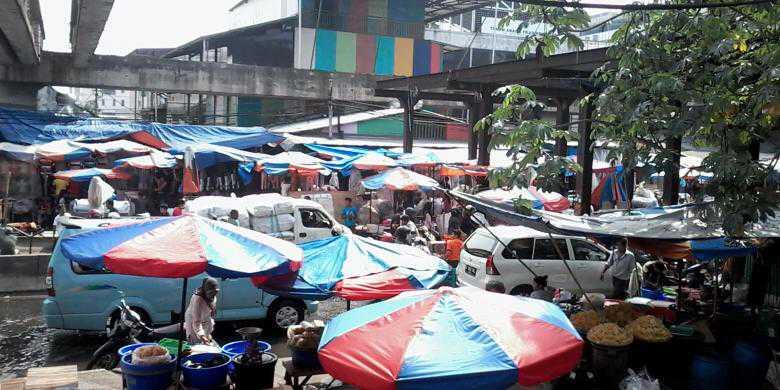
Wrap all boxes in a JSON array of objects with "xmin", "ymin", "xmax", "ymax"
[
  {"xmin": 456, "ymin": 225, "xmax": 614, "ymax": 295},
  {"xmin": 42, "ymin": 227, "xmax": 318, "ymax": 332}
]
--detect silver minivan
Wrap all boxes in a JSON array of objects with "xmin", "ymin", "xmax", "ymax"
[{"xmin": 456, "ymin": 225, "xmax": 614, "ymax": 295}]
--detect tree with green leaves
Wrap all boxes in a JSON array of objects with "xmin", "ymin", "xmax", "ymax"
[{"xmin": 481, "ymin": 0, "xmax": 779, "ymax": 235}]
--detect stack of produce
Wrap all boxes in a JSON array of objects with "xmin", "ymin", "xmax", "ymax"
[
  {"xmin": 626, "ymin": 315, "xmax": 672, "ymax": 343},
  {"xmin": 604, "ymin": 302, "xmax": 637, "ymax": 326},
  {"xmin": 131, "ymin": 345, "xmax": 171, "ymax": 366},
  {"xmin": 570, "ymin": 310, "xmax": 605, "ymax": 333},
  {"xmin": 286, "ymin": 320, "xmax": 325, "ymax": 351},
  {"xmin": 587, "ymin": 323, "xmax": 634, "ymax": 347}
]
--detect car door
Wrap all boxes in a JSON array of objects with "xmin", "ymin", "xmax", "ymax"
[
  {"xmin": 570, "ymin": 239, "xmax": 613, "ymax": 294},
  {"xmin": 495, "ymin": 238, "xmax": 535, "ymax": 292},
  {"xmin": 217, "ymin": 278, "xmax": 263, "ymax": 321},
  {"xmin": 296, "ymin": 207, "xmax": 335, "ymax": 243},
  {"xmin": 530, "ymin": 238, "xmax": 570, "ymax": 290}
]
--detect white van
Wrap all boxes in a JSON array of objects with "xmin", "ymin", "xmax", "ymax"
[
  {"xmin": 187, "ymin": 194, "xmax": 347, "ymax": 244},
  {"xmin": 457, "ymin": 225, "xmax": 614, "ymax": 295}
]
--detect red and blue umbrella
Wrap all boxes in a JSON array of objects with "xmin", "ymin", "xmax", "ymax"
[
  {"xmin": 361, "ymin": 167, "xmax": 439, "ymax": 191},
  {"xmin": 52, "ymin": 168, "xmax": 131, "ymax": 182},
  {"xmin": 252, "ymin": 235, "xmax": 451, "ymax": 301},
  {"xmin": 60, "ymin": 215, "xmax": 303, "ymax": 279},
  {"xmin": 318, "ymin": 286, "xmax": 583, "ymax": 390}
]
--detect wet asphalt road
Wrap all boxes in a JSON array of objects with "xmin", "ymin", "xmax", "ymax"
[{"xmin": 0, "ymin": 294, "xmax": 355, "ymax": 380}]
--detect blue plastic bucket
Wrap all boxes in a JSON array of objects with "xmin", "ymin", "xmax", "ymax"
[
  {"xmin": 690, "ymin": 353, "xmax": 730, "ymax": 390},
  {"xmin": 181, "ymin": 352, "xmax": 231, "ymax": 389},
  {"xmin": 118, "ymin": 342, "xmax": 157, "ymax": 357},
  {"xmin": 731, "ymin": 341, "xmax": 770, "ymax": 389},
  {"xmin": 221, "ymin": 340, "xmax": 271, "ymax": 359},
  {"xmin": 120, "ymin": 353, "xmax": 175, "ymax": 390}
]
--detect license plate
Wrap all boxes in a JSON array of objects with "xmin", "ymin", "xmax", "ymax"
[{"xmin": 465, "ymin": 265, "xmax": 477, "ymax": 276}]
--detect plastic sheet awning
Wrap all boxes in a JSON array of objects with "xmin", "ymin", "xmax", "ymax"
[
  {"xmin": 477, "ymin": 186, "xmax": 570, "ymax": 212},
  {"xmin": 318, "ymin": 287, "xmax": 583, "ymax": 389},
  {"xmin": 256, "ymin": 151, "xmax": 330, "ymax": 176},
  {"xmin": 691, "ymin": 238, "xmax": 757, "ymax": 261},
  {"xmin": 114, "ymin": 152, "xmax": 178, "ymax": 169},
  {"xmin": 172, "ymin": 143, "xmax": 269, "ymax": 170},
  {"xmin": 351, "ymin": 152, "xmax": 397, "ymax": 171},
  {"xmin": 0, "ymin": 106, "xmax": 283, "ymax": 150},
  {"xmin": 361, "ymin": 167, "xmax": 439, "ymax": 191},
  {"xmin": 304, "ymin": 144, "xmax": 373, "ymax": 160},
  {"xmin": 60, "ymin": 215, "xmax": 303, "ymax": 279},
  {"xmin": 252, "ymin": 234, "xmax": 451, "ymax": 301},
  {"xmin": 52, "ymin": 168, "xmax": 131, "ymax": 182}
]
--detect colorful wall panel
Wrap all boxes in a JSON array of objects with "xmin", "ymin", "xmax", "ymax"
[
  {"xmin": 374, "ymin": 35, "xmax": 395, "ymax": 76},
  {"xmin": 393, "ymin": 37, "xmax": 414, "ymax": 77},
  {"xmin": 297, "ymin": 28, "xmax": 443, "ymax": 77},
  {"xmin": 445, "ymin": 123, "xmax": 470, "ymax": 142},
  {"xmin": 335, "ymin": 31, "xmax": 357, "ymax": 73}
]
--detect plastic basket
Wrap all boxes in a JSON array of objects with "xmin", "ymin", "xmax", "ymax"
[{"xmin": 158, "ymin": 338, "xmax": 190, "ymax": 356}]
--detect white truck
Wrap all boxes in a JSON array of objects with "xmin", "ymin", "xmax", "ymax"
[{"xmin": 186, "ymin": 194, "xmax": 347, "ymax": 244}]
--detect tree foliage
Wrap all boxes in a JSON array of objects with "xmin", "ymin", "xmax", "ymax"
[{"xmin": 485, "ymin": 1, "xmax": 779, "ymax": 235}]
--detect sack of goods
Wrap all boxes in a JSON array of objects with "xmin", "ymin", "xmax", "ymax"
[
  {"xmin": 286, "ymin": 321, "xmax": 325, "ymax": 351},
  {"xmin": 131, "ymin": 345, "xmax": 171, "ymax": 366},
  {"xmin": 250, "ymin": 214, "xmax": 295, "ymax": 234},
  {"xmin": 242, "ymin": 193, "xmax": 283, "ymax": 217},
  {"xmin": 185, "ymin": 196, "xmax": 250, "ymax": 228},
  {"xmin": 274, "ymin": 201, "xmax": 294, "ymax": 215}
]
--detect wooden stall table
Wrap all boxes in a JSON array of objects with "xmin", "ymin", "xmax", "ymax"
[{"xmin": 281, "ymin": 358, "xmax": 329, "ymax": 390}]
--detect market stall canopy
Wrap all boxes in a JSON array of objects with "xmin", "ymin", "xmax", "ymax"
[
  {"xmin": 0, "ymin": 140, "xmax": 155, "ymax": 163},
  {"xmin": 303, "ymin": 144, "xmax": 374, "ymax": 160},
  {"xmin": 256, "ymin": 151, "xmax": 330, "ymax": 175},
  {"xmin": 60, "ymin": 215, "xmax": 303, "ymax": 278},
  {"xmin": 395, "ymin": 150, "xmax": 441, "ymax": 167},
  {"xmin": 318, "ymin": 286, "xmax": 583, "ymax": 390},
  {"xmin": 478, "ymin": 186, "xmax": 570, "ymax": 212},
  {"xmin": 536, "ymin": 203, "xmax": 780, "ymax": 239},
  {"xmin": 0, "ymin": 142, "xmax": 39, "ymax": 163},
  {"xmin": 113, "ymin": 152, "xmax": 178, "ymax": 169},
  {"xmin": 351, "ymin": 152, "xmax": 397, "ymax": 171},
  {"xmin": 691, "ymin": 238, "xmax": 757, "ymax": 261},
  {"xmin": 0, "ymin": 106, "xmax": 283, "ymax": 150},
  {"xmin": 252, "ymin": 235, "xmax": 451, "ymax": 301},
  {"xmin": 361, "ymin": 167, "xmax": 439, "ymax": 191},
  {"xmin": 52, "ymin": 168, "xmax": 131, "ymax": 182},
  {"xmin": 172, "ymin": 143, "xmax": 269, "ymax": 170}
]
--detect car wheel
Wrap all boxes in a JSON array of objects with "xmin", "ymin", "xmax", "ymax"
[
  {"xmin": 510, "ymin": 284, "xmax": 533, "ymax": 296},
  {"xmin": 267, "ymin": 299, "xmax": 305, "ymax": 329}
]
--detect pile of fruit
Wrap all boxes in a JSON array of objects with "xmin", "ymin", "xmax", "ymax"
[
  {"xmin": 627, "ymin": 315, "xmax": 672, "ymax": 343},
  {"xmin": 587, "ymin": 323, "xmax": 634, "ymax": 347},
  {"xmin": 286, "ymin": 320, "xmax": 325, "ymax": 351},
  {"xmin": 604, "ymin": 302, "xmax": 637, "ymax": 326}
]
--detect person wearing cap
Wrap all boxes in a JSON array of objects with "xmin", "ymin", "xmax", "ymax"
[
  {"xmin": 530, "ymin": 275, "xmax": 554, "ymax": 302},
  {"xmin": 184, "ymin": 277, "xmax": 220, "ymax": 345}
]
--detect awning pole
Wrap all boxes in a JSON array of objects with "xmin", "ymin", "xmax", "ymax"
[{"xmin": 175, "ymin": 277, "xmax": 188, "ymax": 383}]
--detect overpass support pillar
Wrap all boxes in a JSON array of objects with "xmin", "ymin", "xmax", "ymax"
[
  {"xmin": 554, "ymin": 98, "xmax": 572, "ymax": 157},
  {"xmin": 398, "ymin": 91, "xmax": 419, "ymax": 154},
  {"xmin": 662, "ymin": 136, "xmax": 682, "ymax": 205},
  {"xmin": 477, "ymin": 86, "xmax": 495, "ymax": 166},
  {"xmin": 0, "ymin": 82, "xmax": 41, "ymax": 110},
  {"xmin": 575, "ymin": 99, "xmax": 594, "ymax": 215}
]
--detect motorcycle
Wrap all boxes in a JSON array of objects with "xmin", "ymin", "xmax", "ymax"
[{"xmin": 86, "ymin": 299, "xmax": 157, "ymax": 370}]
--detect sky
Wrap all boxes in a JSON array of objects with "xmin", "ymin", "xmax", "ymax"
[
  {"xmin": 42, "ymin": 0, "xmax": 234, "ymax": 56},
  {"xmin": 41, "ymin": 0, "xmax": 630, "ymax": 56}
]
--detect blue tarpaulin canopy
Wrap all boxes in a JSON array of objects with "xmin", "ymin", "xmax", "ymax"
[
  {"xmin": 0, "ymin": 106, "xmax": 283, "ymax": 150},
  {"xmin": 691, "ymin": 238, "xmax": 757, "ymax": 261},
  {"xmin": 171, "ymin": 144, "xmax": 270, "ymax": 170},
  {"xmin": 304, "ymin": 144, "xmax": 373, "ymax": 160}
]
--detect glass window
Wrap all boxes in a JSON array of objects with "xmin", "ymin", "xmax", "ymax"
[
  {"xmin": 572, "ymin": 240, "xmax": 608, "ymax": 261},
  {"xmin": 71, "ymin": 261, "xmax": 111, "ymax": 275},
  {"xmin": 533, "ymin": 239, "xmax": 568, "ymax": 260},
  {"xmin": 463, "ymin": 233, "xmax": 497, "ymax": 258},
  {"xmin": 501, "ymin": 238, "xmax": 533, "ymax": 259},
  {"xmin": 299, "ymin": 208, "xmax": 333, "ymax": 229}
]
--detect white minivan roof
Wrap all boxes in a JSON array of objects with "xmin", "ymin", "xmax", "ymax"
[{"xmin": 474, "ymin": 225, "xmax": 578, "ymax": 241}]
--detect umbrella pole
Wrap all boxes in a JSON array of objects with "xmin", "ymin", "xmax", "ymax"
[
  {"xmin": 175, "ymin": 277, "xmax": 188, "ymax": 384},
  {"xmin": 346, "ymin": 300, "xmax": 351, "ymax": 311},
  {"xmin": 369, "ymin": 192, "xmax": 372, "ymax": 225}
]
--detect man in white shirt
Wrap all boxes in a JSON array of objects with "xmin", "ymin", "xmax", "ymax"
[{"xmin": 601, "ymin": 238, "xmax": 636, "ymax": 299}]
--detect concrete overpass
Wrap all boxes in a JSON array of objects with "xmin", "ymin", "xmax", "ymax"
[
  {"xmin": 0, "ymin": 0, "xmax": 44, "ymax": 65},
  {"xmin": 0, "ymin": 51, "xmax": 379, "ymax": 102},
  {"xmin": 70, "ymin": 0, "xmax": 115, "ymax": 66}
]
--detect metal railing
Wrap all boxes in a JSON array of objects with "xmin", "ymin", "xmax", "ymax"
[{"xmin": 413, "ymin": 121, "xmax": 446, "ymax": 140}]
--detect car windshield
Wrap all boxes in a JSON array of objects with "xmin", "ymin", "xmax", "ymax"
[{"xmin": 463, "ymin": 233, "xmax": 497, "ymax": 258}]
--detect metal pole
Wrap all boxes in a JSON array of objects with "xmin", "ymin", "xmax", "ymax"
[
  {"xmin": 133, "ymin": 91, "xmax": 137, "ymax": 121},
  {"xmin": 328, "ymin": 80, "xmax": 333, "ymax": 139},
  {"xmin": 297, "ymin": 0, "xmax": 303, "ymax": 68},
  {"xmin": 175, "ymin": 277, "xmax": 188, "ymax": 383}
]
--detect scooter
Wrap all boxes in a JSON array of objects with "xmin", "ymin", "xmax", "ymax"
[{"xmin": 86, "ymin": 299, "xmax": 158, "ymax": 370}]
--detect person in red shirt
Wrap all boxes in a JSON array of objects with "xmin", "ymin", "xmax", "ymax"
[{"xmin": 172, "ymin": 199, "xmax": 185, "ymax": 216}]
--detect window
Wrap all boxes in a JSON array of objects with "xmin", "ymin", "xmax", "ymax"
[
  {"xmin": 572, "ymin": 240, "xmax": 608, "ymax": 261},
  {"xmin": 501, "ymin": 238, "xmax": 533, "ymax": 259},
  {"xmin": 532, "ymin": 239, "xmax": 568, "ymax": 260},
  {"xmin": 71, "ymin": 261, "xmax": 111, "ymax": 275},
  {"xmin": 299, "ymin": 209, "xmax": 332, "ymax": 229},
  {"xmin": 463, "ymin": 233, "xmax": 497, "ymax": 258}
]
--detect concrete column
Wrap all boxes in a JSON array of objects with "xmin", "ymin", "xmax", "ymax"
[
  {"xmin": 466, "ymin": 102, "xmax": 478, "ymax": 160},
  {"xmin": 0, "ymin": 82, "xmax": 41, "ymax": 109},
  {"xmin": 477, "ymin": 86, "xmax": 495, "ymax": 166},
  {"xmin": 576, "ymin": 100, "xmax": 594, "ymax": 215},
  {"xmin": 554, "ymin": 98, "xmax": 571, "ymax": 156},
  {"xmin": 662, "ymin": 136, "xmax": 682, "ymax": 205}
]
